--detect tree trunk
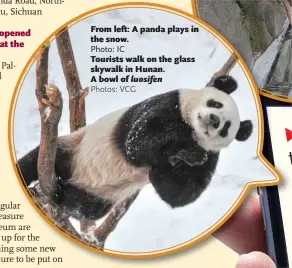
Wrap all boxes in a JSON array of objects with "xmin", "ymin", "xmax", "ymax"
[{"xmin": 56, "ymin": 27, "xmax": 87, "ymax": 132}]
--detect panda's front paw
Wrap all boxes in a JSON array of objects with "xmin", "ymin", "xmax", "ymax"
[
  {"xmin": 171, "ymin": 150, "xmax": 208, "ymax": 166},
  {"xmin": 188, "ymin": 153, "xmax": 208, "ymax": 166},
  {"xmin": 169, "ymin": 155, "xmax": 181, "ymax": 166}
]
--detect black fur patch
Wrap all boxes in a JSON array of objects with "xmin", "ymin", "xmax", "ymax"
[
  {"xmin": 236, "ymin": 120, "xmax": 253, "ymax": 141},
  {"xmin": 53, "ymin": 183, "xmax": 113, "ymax": 221},
  {"xmin": 113, "ymin": 90, "xmax": 194, "ymax": 167},
  {"xmin": 18, "ymin": 146, "xmax": 40, "ymax": 186},
  {"xmin": 219, "ymin": 121, "xmax": 231, "ymax": 138},
  {"xmin": 214, "ymin": 75, "xmax": 238, "ymax": 95},
  {"xmin": 207, "ymin": 99, "xmax": 223, "ymax": 109},
  {"xmin": 18, "ymin": 144, "xmax": 74, "ymax": 187},
  {"xmin": 149, "ymin": 151, "xmax": 219, "ymax": 208}
]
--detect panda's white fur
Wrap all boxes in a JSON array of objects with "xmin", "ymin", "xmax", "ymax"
[{"xmin": 69, "ymin": 108, "xmax": 149, "ymax": 203}]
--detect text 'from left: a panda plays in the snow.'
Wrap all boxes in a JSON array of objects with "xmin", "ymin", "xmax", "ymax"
[{"xmin": 89, "ymin": 24, "xmax": 199, "ymax": 93}]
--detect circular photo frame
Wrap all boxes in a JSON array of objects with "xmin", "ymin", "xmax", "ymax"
[{"xmin": 9, "ymin": 3, "xmax": 280, "ymax": 258}]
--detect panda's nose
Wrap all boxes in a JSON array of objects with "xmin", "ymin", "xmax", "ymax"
[{"xmin": 209, "ymin": 113, "xmax": 220, "ymax": 129}]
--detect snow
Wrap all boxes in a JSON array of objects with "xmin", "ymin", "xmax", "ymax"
[
  {"xmin": 44, "ymin": 106, "xmax": 51, "ymax": 118},
  {"xmin": 14, "ymin": 8, "xmax": 274, "ymax": 253},
  {"xmin": 81, "ymin": 225, "xmax": 102, "ymax": 246}
]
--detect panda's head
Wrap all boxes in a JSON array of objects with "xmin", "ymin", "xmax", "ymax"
[{"xmin": 180, "ymin": 75, "xmax": 253, "ymax": 151}]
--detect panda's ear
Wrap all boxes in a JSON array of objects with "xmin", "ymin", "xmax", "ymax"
[
  {"xmin": 214, "ymin": 75, "xmax": 238, "ymax": 95},
  {"xmin": 236, "ymin": 120, "xmax": 253, "ymax": 141}
]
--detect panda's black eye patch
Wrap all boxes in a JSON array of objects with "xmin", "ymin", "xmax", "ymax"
[
  {"xmin": 207, "ymin": 99, "xmax": 223, "ymax": 109},
  {"xmin": 219, "ymin": 121, "xmax": 231, "ymax": 138}
]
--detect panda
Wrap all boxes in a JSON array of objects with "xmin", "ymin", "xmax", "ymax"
[{"xmin": 18, "ymin": 75, "xmax": 253, "ymax": 221}]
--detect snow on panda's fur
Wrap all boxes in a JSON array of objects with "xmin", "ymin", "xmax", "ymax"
[{"xmin": 18, "ymin": 75, "xmax": 253, "ymax": 221}]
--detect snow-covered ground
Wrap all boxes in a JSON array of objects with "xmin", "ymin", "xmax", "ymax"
[{"xmin": 14, "ymin": 8, "xmax": 274, "ymax": 253}]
